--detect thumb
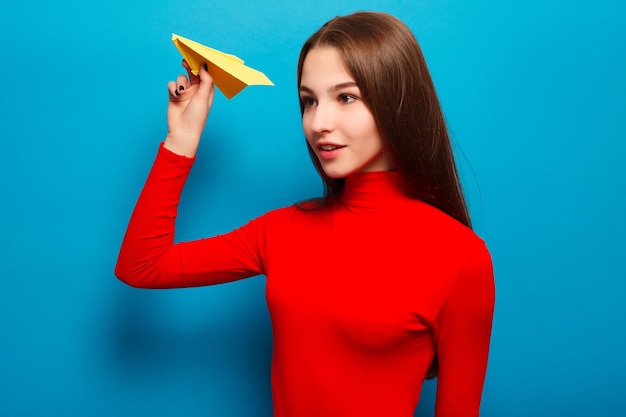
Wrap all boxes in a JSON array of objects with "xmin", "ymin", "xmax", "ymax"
[{"xmin": 196, "ymin": 63, "xmax": 215, "ymax": 104}]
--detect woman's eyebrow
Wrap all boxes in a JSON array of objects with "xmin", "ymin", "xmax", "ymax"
[
  {"xmin": 298, "ymin": 85, "xmax": 314, "ymax": 95},
  {"xmin": 299, "ymin": 82, "xmax": 359, "ymax": 95},
  {"xmin": 329, "ymin": 82, "xmax": 358, "ymax": 92}
]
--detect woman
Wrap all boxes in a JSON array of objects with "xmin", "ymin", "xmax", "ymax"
[{"xmin": 116, "ymin": 11, "xmax": 495, "ymax": 417}]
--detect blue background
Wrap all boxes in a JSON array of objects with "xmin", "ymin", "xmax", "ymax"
[{"xmin": 1, "ymin": 0, "xmax": 624, "ymax": 416}]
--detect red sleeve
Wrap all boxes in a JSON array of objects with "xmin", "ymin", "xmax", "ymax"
[
  {"xmin": 433, "ymin": 242, "xmax": 495, "ymax": 417},
  {"xmin": 115, "ymin": 143, "xmax": 266, "ymax": 289}
]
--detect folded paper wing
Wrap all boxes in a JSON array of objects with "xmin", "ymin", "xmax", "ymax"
[{"xmin": 172, "ymin": 34, "xmax": 274, "ymax": 99}]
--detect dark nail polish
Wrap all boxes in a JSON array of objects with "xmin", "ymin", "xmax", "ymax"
[
  {"xmin": 174, "ymin": 90, "xmax": 179, "ymax": 96},
  {"xmin": 179, "ymin": 85, "xmax": 185, "ymax": 92}
]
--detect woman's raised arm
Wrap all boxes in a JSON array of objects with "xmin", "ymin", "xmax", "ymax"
[{"xmin": 114, "ymin": 60, "xmax": 267, "ymax": 288}]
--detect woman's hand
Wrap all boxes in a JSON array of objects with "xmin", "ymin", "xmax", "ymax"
[{"xmin": 164, "ymin": 60, "xmax": 215, "ymax": 157}]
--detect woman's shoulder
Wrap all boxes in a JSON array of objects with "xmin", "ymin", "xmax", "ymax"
[{"xmin": 407, "ymin": 201, "xmax": 489, "ymax": 253}]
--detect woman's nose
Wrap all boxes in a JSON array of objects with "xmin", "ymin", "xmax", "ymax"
[{"xmin": 309, "ymin": 101, "xmax": 334, "ymax": 134}]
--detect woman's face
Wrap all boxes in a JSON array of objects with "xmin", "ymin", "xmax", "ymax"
[{"xmin": 299, "ymin": 47, "xmax": 394, "ymax": 178}]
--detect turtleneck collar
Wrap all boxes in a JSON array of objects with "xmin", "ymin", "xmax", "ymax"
[{"xmin": 340, "ymin": 171, "xmax": 412, "ymax": 209}]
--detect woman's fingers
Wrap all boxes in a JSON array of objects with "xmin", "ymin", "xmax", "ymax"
[
  {"xmin": 169, "ymin": 60, "xmax": 207, "ymax": 99},
  {"xmin": 168, "ymin": 73, "xmax": 193, "ymax": 99},
  {"xmin": 167, "ymin": 60, "xmax": 214, "ymax": 111},
  {"xmin": 182, "ymin": 60, "xmax": 201, "ymax": 85},
  {"xmin": 176, "ymin": 74, "xmax": 190, "ymax": 93},
  {"xmin": 167, "ymin": 80, "xmax": 179, "ymax": 98}
]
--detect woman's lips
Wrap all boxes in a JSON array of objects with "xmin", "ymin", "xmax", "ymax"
[{"xmin": 318, "ymin": 144, "xmax": 346, "ymax": 159}]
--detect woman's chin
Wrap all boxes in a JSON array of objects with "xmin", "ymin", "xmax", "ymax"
[{"xmin": 322, "ymin": 169, "xmax": 350, "ymax": 179}]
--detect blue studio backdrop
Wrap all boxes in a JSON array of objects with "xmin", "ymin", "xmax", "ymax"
[{"xmin": 1, "ymin": 1, "xmax": 624, "ymax": 416}]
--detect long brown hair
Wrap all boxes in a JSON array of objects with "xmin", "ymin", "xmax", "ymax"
[{"xmin": 297, "ymin": 11, "xmax": 472, "ymax": 229}]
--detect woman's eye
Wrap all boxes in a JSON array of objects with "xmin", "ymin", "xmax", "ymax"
[
  {"xmin": 339, "ymin": 94, "xmax": 357, "ymax": 104},
  {"xmin": 301, "ymin": 97, "xmax": 316, "ymax": 108}
]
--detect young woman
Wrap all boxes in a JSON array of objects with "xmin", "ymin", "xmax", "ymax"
[{"xmin": 116, "ymin": 11, "xmax": 495, "ymax": 417}]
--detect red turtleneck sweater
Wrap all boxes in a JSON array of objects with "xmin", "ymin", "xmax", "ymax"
[{"xmin": 116, "ymin": 144, "xmax": 495, "ymax": 417}]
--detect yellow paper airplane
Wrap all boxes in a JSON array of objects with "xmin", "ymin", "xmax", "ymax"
[{"xmin": 172, "ymin": 33, "xmax": 274, "ymax": 99}]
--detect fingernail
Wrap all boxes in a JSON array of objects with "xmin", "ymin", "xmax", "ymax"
[
  {"xmin": 174, "ymin": 90, "xmax": 179, "ymax": 96},
  {"xmin": 179, "ymin": 85, "xmax": 185, "ymax": 92}
]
